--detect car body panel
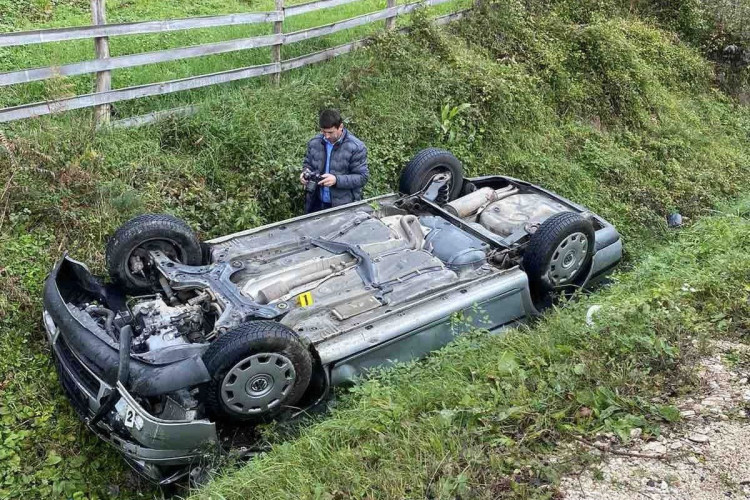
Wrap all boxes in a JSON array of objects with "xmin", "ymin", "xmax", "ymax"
[
  {"xmin": 321, "ymin": 266, "xmax": 532, "ymax": 367},
  {"xmin": 329, "ymin": 274, "xmax": 530, "ymax": 385}
]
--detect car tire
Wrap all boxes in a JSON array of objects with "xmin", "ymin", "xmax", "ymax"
[
  {"xmin": 201, "ymin": 321, "xmax": 313, "ymax": 423},
  {"xmin": 399, "ymin": 148, "xmax": 464, "ymax": 201},
  {"xmin": 105, "ymin": 213, "xmax": 202, "ymax": 292},
  {"xmin": 522, "ymin": 212, "xmax": 595, "ymax": 299}
]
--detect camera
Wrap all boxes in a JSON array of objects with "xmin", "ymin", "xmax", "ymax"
[{"xmin": 302, "ymin": 169, "xmax": 322, "ymax": 193}]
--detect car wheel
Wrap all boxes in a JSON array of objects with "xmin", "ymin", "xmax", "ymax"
[
  {"xmin": 399, "ymin": 148, "xmax": 464, "ymax": 201},
  {"xmin": 105, "ymin": 213, "xmax": 202, "ymax": 292},
  {"xmin": 522, "ymin": 212, "xmax": 595, "ymax": 299},
  {"xmin": 201, "ymin": 321, "xmax": 313, "ymax": 423}
]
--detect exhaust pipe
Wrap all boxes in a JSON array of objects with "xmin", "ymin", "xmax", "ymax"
[{"xmin": 444, "ymin": 185, "xmax": 517, "ymax": 218}]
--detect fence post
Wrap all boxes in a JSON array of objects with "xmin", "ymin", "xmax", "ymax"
[
  {"xmin": 272, "ymin": 0, "xmax": 284, "ymax": 86},
  {"xmin": 385, "ymin": 0, "xmax": 396, "ymax": 30},
  {"xmin": 91, "ymin": 0, "xmax": 111, "ymax": 127}
]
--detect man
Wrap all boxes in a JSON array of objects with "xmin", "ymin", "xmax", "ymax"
[{"xmin": 300, "ymin": 109, "xmax": 369, "ymax": 213}]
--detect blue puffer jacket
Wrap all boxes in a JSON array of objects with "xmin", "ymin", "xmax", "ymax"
[{"xmin": 302, "ymin": 129, "xmax": 369, "ymax": 207}]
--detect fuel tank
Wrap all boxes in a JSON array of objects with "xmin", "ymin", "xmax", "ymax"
[{"xmin": 478, "ymin": 193, "xmax": 569, "ymax": 236}]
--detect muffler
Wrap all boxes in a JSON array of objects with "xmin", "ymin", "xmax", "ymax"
[{"xmin": 444, "ymin": 185, "xmax": 517, "ymax": 218}]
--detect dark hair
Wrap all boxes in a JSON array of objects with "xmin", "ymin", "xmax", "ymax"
[{"xmin": 319, "ymin": 109, "xmax": 342, "ymax": 129}]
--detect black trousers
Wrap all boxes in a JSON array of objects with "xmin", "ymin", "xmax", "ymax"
[{"xmin": 305, "ymin": 193, "xmax": 332, "ymax": 214}]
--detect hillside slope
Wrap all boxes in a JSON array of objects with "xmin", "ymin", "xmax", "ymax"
[{"xmin": 0, "ymin": 0, "xmax": 749, "ymax": 497}]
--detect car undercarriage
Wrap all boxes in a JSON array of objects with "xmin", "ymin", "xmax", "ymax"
[{"xmin": 42, "ymin": 149, "xmax": 622, "ymax": 483}]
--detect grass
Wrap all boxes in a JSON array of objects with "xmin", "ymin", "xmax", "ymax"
[
  {"xmin": 0, "ymin": 0, "xmax": 749, "ymax": 497},
  {"xmin": 194, "ymin": 196, "xmax": 750, "ymax": 499}
]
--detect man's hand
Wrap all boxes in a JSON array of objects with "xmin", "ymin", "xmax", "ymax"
[
  {"xmin": 318, "ymin": 174, "xmax": 337, "ymax": 187},
  {"xmin": 299, "ymin": 172, "xmax": 307, "ymax": 185}
]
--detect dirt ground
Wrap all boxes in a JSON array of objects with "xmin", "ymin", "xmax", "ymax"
[{"xmin": 560, "ymin": 340, "xmax": 750, "ymax": 500}]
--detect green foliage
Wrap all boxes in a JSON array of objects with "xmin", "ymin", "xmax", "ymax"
[
  {"xmin": 0, "ymin": 0, "xmax": 89, "ymax": 29},
  {"xmin": 438, "ymin": 102, "xmax": 473, "ymax": 142}
]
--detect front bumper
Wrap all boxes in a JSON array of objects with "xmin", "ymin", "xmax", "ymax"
[
  {"xmin": 42, "ymin": 256, "xmax": 218, "ymax": 483},
  {"xmin": 588, "ymin": 225, "xmax": 623, "ymax": 283}
]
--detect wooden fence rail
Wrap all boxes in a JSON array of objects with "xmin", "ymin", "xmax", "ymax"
[
  {"xmin": 0, "ymin": 12, "xmax": 283, "ymax": 47},
  {"xmin": 0, "ymin": 35, "xmax": 283, "ymax": 86},
  {"xmin": 0, "ymin": 0, "xmax": 469, "ymax": 126}
]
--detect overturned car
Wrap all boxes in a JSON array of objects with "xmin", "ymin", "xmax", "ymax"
[{"xmin": 42, "ymin": 149, "xmax": 622, "ymax": 483}]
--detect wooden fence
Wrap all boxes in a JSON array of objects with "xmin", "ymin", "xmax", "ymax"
[{"xmin": 0, "ymin": 0, "xmax": 470, "ymax": 127}]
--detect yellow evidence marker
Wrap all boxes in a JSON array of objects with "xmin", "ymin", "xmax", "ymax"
[{"xmin": 297, "ymin": 292, "xmax": 314, "ymax": 307}]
